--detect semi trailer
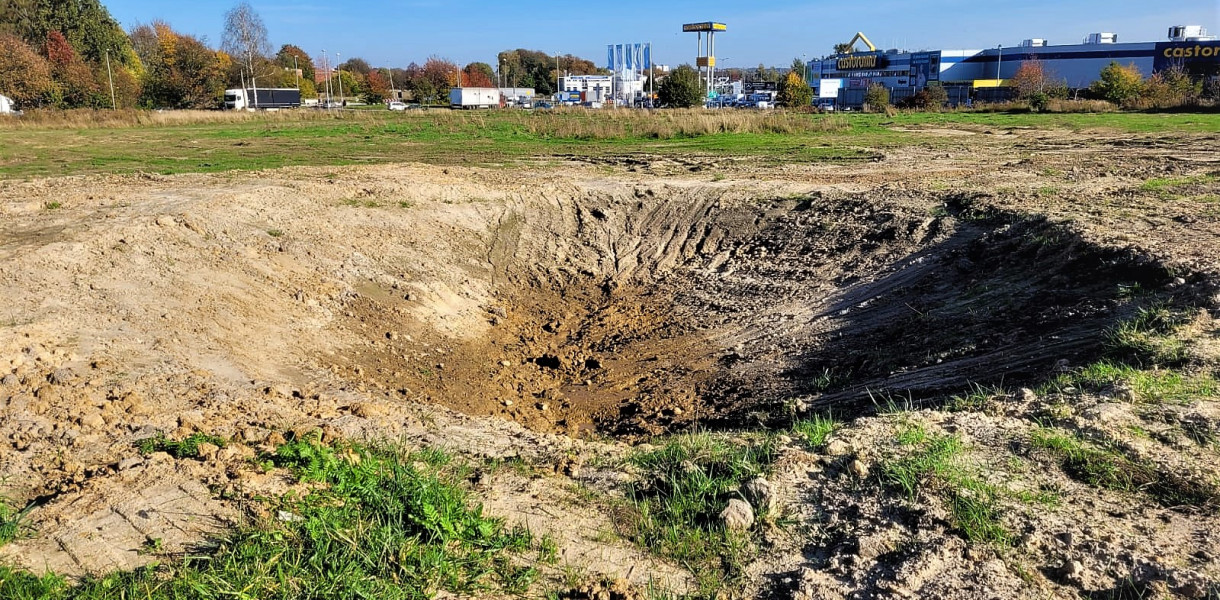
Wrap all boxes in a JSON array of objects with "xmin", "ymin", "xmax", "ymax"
[
  {"xmin": 449, "ymin": 87, "xmax": 501, "ymax": 109},
  {"xmin": 224, "ymin": 88, "xmax": 302, "ymax": 110}
]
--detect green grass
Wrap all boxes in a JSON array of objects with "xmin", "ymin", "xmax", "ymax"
[
  {"xmin": 1045, "ymin": 361, "xmax": 1217, "ymax": 405},
  {"xmin": 1105, "ymin": 305, "xmax": 1191, "ymax": 366},
  {"xmin": 266, "ymin": 229, "xmax": 284, "ymax": 238},
  {"xmin": 623, "ymin": 433, "xmax": 777, "ymax": 597},
  {"xmin": 0, "ymin": 436, "xmax": 542, "ymax": 599},
  {"xmin": 792, "ymin": 412, "xmax": 840, "ymax": 450},
  {"xmin": 1139, "ymin": 174, "xmax": 1217, "ymax": 192},
  {"xmin": 0, "ymin": 499, "xmax": 24, "ymax": 546},
  {"xmin": 882, "ymin": 423, "xmax": 1010, "ymax": 546},
  {"xmin": 42, "ymin": 201, "xmax": 61, "ymax": 210},
  {"xmin": 1030, "ymin": 427, "xmax": 1218, "ymax": 507},
  {"xmin": 136, "ymin": 433, "xmax": 228, "ymax": 459},
  {"xmin": 947, "ymin": 383, "xmax": 1009, "ymax": 412},
  {"xmin": 1, "ymin": 110, "xmax": 1218, "ymax": 179}
]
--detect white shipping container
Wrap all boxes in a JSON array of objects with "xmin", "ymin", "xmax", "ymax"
[{"xmin": 450, "ymin": 88, "xmax": 501, "ymax": 109}]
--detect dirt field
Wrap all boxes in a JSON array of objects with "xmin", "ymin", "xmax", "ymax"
[{"xmin": 2, "ymin": 117, "xmax": 1219, "ymax": 598}]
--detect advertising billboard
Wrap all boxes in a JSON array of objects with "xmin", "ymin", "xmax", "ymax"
[
  {"xmin": 682, "ymin": 22, "xmax": 727, "ymax": 32},
  {"xmin": 909, "ymin": 52, "xmax": 941, "ymax": 89}
]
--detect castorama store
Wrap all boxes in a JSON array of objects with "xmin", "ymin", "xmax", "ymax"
[{"xmin": 808, "ymin": 25, "xmax": 1220, "ymax": 109}]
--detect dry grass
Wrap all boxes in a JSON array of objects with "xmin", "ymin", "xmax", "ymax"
[
  {"xmin": 0, "ymin": 106, "xmax": 851, "ymax": 138},
  {"xmin": 963, "ymin": 99, "xmax": 1117, "ymax": 114},
  {"xmin": 503, "ymin": 108, "xmax": 849, "ymax": 139},
  {"xmin": 0, "ymin": 108, "xmax": 365, "ymax": 130}
]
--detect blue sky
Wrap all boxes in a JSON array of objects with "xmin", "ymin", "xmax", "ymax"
[{"xmin": 104, "ymin": 1, "xmax": 1219, "ymax": 69}]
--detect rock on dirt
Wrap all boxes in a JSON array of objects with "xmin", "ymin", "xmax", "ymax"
[{"xmin": 721, "ymin": 498, "xmax": 755, "ymax": 532}]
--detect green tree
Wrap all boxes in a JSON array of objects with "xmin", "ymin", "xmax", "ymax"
[
  {"xmin": 276, "ymin": 44, "xmax": 314, "ymax": 82},
  {"xmin": 658, "ymin": 64, "xmax": 703, "ymax": 108},
  {"xmin": 863, "ymin": 83, "xmax": 890, "ymax": 112},
  {"xmin": 778, "ymin": 70, "xmax": 812, "ymax": 108},
  {"xmin": 1091, "ymin": 61, "xmax": 1143, "ymax": 106},
  {"xmin": 464, "ymin": 62, "xmax": 495, "ymax": 87},
  {"xmin": 7, "ymin": 0, "xmax": 139, "ymax": 70},
  {"xmin": 834, "ymin": 43, "xmax": 854, "ymax": 55}
]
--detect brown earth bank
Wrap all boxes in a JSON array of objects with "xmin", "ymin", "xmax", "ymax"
[{"xmin": 0, "ymin": 126, "xmax": 1218, "ymax": 597}]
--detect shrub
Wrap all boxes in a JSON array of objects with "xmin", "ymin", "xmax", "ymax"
[
  {"xmin": 777, "ymin": 71, "xmax": 812, "ymax": 108},
  {"xmin": 1090, "ymin": 61, "xmax": 1144, "ymax": 106},
  {"xmin": 863, "ymin": 84, "xmax": 890, "ymax": 112},
  {"xmin": 658, "ymin": 65, "xmax": 704, "ymax": 109}
]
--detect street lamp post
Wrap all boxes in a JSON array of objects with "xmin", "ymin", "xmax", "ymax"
[
  {"xmin": 336, "ymin": 52, "xmax": 344, "ymax": 105},
  {"xmin": 996, "ymin": 44, "xmax": 1003, "ymax": 80}
]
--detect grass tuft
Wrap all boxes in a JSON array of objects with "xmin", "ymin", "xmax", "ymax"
[
  {"xmin": 882, "ymin": 423, "xmax": 1010, "ymax": 546},
  {"xmin": 1030, "ymin": 427, "xmax": 1219, "ymax": 507},
  {"xmin": 623, "ymin": 433, "xmax": 777, "ymax": 597},
  {"xmin": 1, "ymin": 436, "xmax": 540, "ymax": 599},
  {"xmin": 793, "ymin": 412, "xmax": 840, "ymax": 450}
]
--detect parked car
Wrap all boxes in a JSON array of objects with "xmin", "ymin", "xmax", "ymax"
[
  {"xmin": 534, "ymin": 101, "xmax": 554, "ymax": 109},
  {"xmin": 388, "ymin": 101, "xmax": 407, "ymax": 111}
]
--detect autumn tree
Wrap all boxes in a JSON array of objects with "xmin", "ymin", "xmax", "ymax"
[
  {"xmin": 463, "ymin": 62, "xmax": 494, "ymax": 87},
  {"xmin": 43, "ymin": 29, "xmax": 98, "ymax": 106},
  {"xmin": 496, "ymin": 49, "xmax": 601, "ymax": 95},
  {"xmin": 658, "ymin": 65, "xmax": 703, "ymax": 108},
  {"xmin": 339, "ymin": 57, "xmax": 371, "ymax": 76},
  {"xmin": 363, "ymin": 69, "xmax": 388, "ymax": 103},
  {"xmin": 0, "ymin": 32, "xmax": 56, "ymax": 107},
  {"xmin": 1091, "ymin": 61, "xmax": 1143, "ymax": 106},
  {"xmin": 1139, "ymin": 66, "xmax": 1203, "ymax": 109},
  {"xmin": 140, "ymin": 21, "xmax": 227, "ymax": 109},
  {"xmin": 778, "ymin": 70, "xmax": 812, "ymax": 108}
]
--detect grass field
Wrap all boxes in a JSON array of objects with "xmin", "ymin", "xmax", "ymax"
[{"xmin": 1, "ymin": 109, "xmax": 1217, "ymax": 179}]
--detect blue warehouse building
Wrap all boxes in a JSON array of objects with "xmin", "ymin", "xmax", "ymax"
[{"xmin": 808, "ymin": 26, "xmax": 1220, "ymax": 109}]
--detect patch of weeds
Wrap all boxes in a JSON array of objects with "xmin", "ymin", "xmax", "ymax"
[
  {"xmin": 623, "ymin": 433, "xmax": 777, "ymax": 597},
  {"xmin": 947, "ymin": 383, "xmax": 1007, "ymax": 412},
  {"xmin": 1106, "ymin": 305, "xmax": 1191, "ymax": 366},
  {"xmin": 711, "ymin": 174, "xmax": 726, "ymax": 182},
  {"xmin": 793, "ymin": 412, "xmax": 839, "ymax": 451},
  {"xmin": 398, "ymin": 201, "xmax": 414, "ymax": 208},
  {"xmin": 0, "ymin": 436, "xmax": 542, "ymax": 599},
  {"xmin": 1039, "ymin": 167, "xmax": 1063, "ymax": 177},
  {"xmin": 266, "ymin": 229, "xmax": 284, "ymax": 238},
  {"xmin": 1030, "ymin": 427, "xmax": 1218, "ymax": 507},
  {"xmin": 870, "ymin": 389, "xmax": 916, "ymax": 414},
  {"xmin": 1036, "ymin": 186, "xmax": 1059, "ymax": 198},
  {"xmin": 43, "ymin": 201, "xmax": 62, "ymax": 210},
  {"xmin": 136, "ymin": 433, "xmax": 227, "ymax": 459},
  {"xmin": 882, "ymin": 425, "xmax": 1010, "ymax": 546},
  {"xmin": 1045, "ymin": 360, "xmax": 1217, "ymax": 405},
  {"xmin": 809, "ymin": 367, "xmax": 848, "ymax": 392},
  {"xmin": 1140, "ymin": 174, "xmax": 1215, "ymax": 193},
  {"xmin": 341, "ymin": 198, "xmax": 381, "ymax": 208},
  {"xmin": 0, "ymin": 498, "xmax": 26, "ymax": 546}
]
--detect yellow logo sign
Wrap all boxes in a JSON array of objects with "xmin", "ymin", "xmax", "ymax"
[
  {"xmin": 1163, "ymin": 45, "xmax": 1219, "ymax": 58},
  {"xmin": 837, "ymin": 55, "xmax": 879, "ymax": 70}
]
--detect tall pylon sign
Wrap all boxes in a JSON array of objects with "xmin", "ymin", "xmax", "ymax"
[{"xmin": 683, "ymin": 22, "xmax": 727, "ymax": 101}]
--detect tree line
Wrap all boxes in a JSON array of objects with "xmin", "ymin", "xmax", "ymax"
[{"xmin": 0, "ymin": 0, "xmax": 608, "ymax": 110}]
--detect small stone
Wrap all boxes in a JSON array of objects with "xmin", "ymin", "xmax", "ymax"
[
  {"xmin": 196, "ymin": 442, "xmax": 220, "ymax": 460},
  {"xmin": 742, "ymin": 478, "xmax": 778, "ymax": 513},
  {"xmin": 79, "ymin": 413, "xmax": 105, "ymax": 430},
  {"xmin": 849, "ymin": 459, "xmax": 870, "ymax": 479},
  {"xmin": 386, "ymin": 331, "xmax": 398, "ymax": 341},
  {"xmin": 537, "ymin": 402, "xmax": 549, "ymax": 412},
  {"xmin": 277, "ymin": 510, "xmax": 304, "ymax": 523},
  {"xmin": 1018, "ymin": 388, "xmax": 1037, "ymax": 403},
  {"xmin": 48, "ymin": 368, "xmax": 76, "ymax": 385},
  {"xmin": 500, "ymin": 360, "xmax": 513, "ymax": 367},
  {"xmin": 825, "ymin": 439, "xmax": 851, "ymax": 456},
  {"xmin": 117, "ymin": 457, "xmax": 143, "ymax": 471},
  {"xmin": 502, "ymin": 399, "xmax": 514, "ymax": 407},
  {"xmin": 720, "ymin": 498, "xmax": 755, "ymax": 532}
]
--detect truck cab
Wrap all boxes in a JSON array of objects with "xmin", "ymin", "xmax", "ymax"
[{"xmin": 224, "ymin": 89, "xmax": 248, "ymax": 110}]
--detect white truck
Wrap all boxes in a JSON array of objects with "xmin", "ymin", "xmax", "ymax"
[
  {"xmin": 0, "ymin": 94, "xmax": 14, "ymax": 115},
  {"xmin": 449, "ymin": 87, "xmax": 501, "ymax": 110},
  {"xmin": 223, "ymin": 88, "xmax": 302, "ymax": 110}
]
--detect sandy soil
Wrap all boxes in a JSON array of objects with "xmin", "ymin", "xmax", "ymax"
[{"xmin": 1, "ymin": 124, "xmax": 1219, "ymax": 597}]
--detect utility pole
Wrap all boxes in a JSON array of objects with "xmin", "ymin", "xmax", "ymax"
[
  {"xmin": 104, "ymin": 49, "xmax": 116, "ymax": 110},
  {"xmin": 996, "ymin": 44, "xmax": 1003, "ymax": 79},
  {"xmin": 336, "ymin": 52, "xmax": 343, "ymax": 105},
  {"xmin": 294, "ymin": 55, "xmax": 299, "ymax": 89}
]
